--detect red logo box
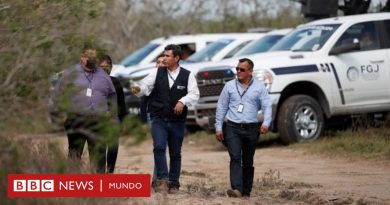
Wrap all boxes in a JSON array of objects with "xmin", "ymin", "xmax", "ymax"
[{"xmin": 8, "ymin": 174, "xmax": 150, "ymax": 197}]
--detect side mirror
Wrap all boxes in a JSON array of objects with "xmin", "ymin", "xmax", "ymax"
[{"xmin": 329, "ymin": 38, "xmax": 360, "ymax": 55}]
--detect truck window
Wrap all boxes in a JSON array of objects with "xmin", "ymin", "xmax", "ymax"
[
  {"xmin": 270, "ymin": 24, "xmax": 340, "ymax": 52},
  {"xmin": 180, "ymin": 43, "xmax": 196, "ymax": 60},
  {"xmin": 223, "ymin": 40, "xmax": 252, "ymax": 59},
  {"xmin": 152, "ymin": 43, "xmax": 196, "ymax": 62},
  {"xmin": 333, "ymin": 22, "xmax": 380, "ymax": 52},
  {"xmin": 233, "ymin": 35, "xmax": 284, "ymax": 57},
  {"xmin": 186, "ymin": 39, "xmax": 234, "ymax": 62},
  {"xmin": 121, "ymin": 43, "xmax": 160, "ymax": 67}
]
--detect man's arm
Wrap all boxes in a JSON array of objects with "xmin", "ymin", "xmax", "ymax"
[
  {"xmin": 131, "ymin": 69, "xmax": 158, "ymax": 97},
  {"xmin": 214, "ymin": 84, "xmax": 229, "ymax": 142},
  {"xmin": 259, "ymin": 83, "xmax": 272, "ymax": 133},
  {"xmin": 51, "ymin": 69, "xmax": 71, "ymax": 118},
  {"xmin": 178, "ymin": 72, "xmax": 199, "ymax": 106},
  {"xmin": 107, "ymin": 77, "xmax": 118, "ymax": 119},
  {"xmin": 174, "ymin": 72, "xmax": 199, "ymax": 115},
  {"xmin": 215, "ymin": 84, "xmax": 229, "ymax": 132},
  {"xmin": 114, "ymin": 78, "xmax": 129, "ymax": 122}
]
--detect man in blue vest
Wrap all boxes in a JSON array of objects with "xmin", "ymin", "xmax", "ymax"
[{"xmin": 131, "ymin": 44, "xmax": 199, "ymax": 194}]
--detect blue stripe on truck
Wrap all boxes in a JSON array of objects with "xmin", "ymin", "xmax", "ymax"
[{"xmin": 271, "ymin": 64, "xmax": 319, "ymax": 75}]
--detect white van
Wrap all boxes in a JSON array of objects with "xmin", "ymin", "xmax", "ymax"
[{"xmin": 194, "ymin": 13, "xmax": 390, "ymax": 144}]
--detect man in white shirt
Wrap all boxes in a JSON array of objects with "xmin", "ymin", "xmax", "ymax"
[{"xmin": 131, "ymin": 44, "xmax": 199, "ymax": 194}]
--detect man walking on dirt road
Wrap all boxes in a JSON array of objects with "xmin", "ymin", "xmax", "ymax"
[
  {"xmin": 52, "ymin": 46, "xmax": 117, "ymax": 173},
  {"xmin": 131, "ymin": 44, "xmax": 199, "ymax": 194},
  {"xmin": 215, "ymin": 58, "xmax": 271, "ymax": 198}
]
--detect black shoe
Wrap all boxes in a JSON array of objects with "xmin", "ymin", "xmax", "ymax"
[
  {"xmin": 242, "ymin": 193, "xmax": 250, "ymax": 198},
  {"xmin": 168, "ymin": 187, "xmax": 179, "ymax": 194},
  {"xmin": 227, "ymin": 189, "xmax": 242, "ymax": 197}
]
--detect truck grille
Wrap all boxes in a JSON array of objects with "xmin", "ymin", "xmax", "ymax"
[
  {"xmin": 197, "ymin": 108, "xmax": 215, "ymax": 118},
  {"xmin": 199, "ymin": 84, "xmax": 225, "ymax": 97},
  {"xmin": 197, "ymin": 69, "xmax": 235, "ymax": 97}
]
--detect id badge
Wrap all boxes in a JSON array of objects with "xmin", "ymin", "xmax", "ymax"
[
  {"xmin": 86, "ymin": 88, "xmax": 92, "ymax": 97},
  {"xmin": 237, "ymin": 104, "xmax": 244, "ymax": 113}
]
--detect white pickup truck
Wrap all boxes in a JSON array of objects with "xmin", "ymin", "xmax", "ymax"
[{"xmin": 195, "ymin": 13, "xmax": 390, "ymax": 144}]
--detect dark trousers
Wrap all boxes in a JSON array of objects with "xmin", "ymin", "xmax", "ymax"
[
  {"xmin": 65, "ymin": 116, "xmax": 112, "ymax": 173},
  {"xmin": 224, "ymin": 121, "xmax": 259, "ymax": 195},
  {"xmin": 106, "ymin": 136, "xmax": 119, "ymax": 173},
  {"xmin": 151, "ymin": 118, "xmax": 185, "ymax": 188}
]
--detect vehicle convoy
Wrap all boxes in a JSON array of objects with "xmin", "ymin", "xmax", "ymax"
[
  {"xmin": 113, "ymin": 33, "xmax": 263, "ymax": 78},
  {"xmin": 111, "ymin": 33, "xmax": 257, "ymax": 77},
  {"xmin": 194, "ymin": 13, "xmax": 390, "ymax": 144},
  {"xmin": 117, "ymin": 31, "xmax": 288, "ymax": 127}
]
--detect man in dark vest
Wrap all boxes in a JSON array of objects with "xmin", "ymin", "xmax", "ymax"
[{"xmin": 131, "ymin": 44, "xmax": 199, "ymax": 194}]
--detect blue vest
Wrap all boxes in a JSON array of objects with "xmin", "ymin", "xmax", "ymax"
[{"xmin": 148, "ymin": 67, "xmax": 190, "ymax": 121}]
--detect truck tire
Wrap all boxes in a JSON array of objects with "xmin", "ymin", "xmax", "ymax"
[{"xmin": 277, "ymin": 95, "xmax": 324, "ymax": 144}]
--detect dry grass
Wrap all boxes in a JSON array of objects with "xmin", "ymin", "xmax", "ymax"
[
  {"xmin": 3, "ymin": 125, "xmax": 389, "ymax": 204},
  {"xmin": 0, "ymin": 134, "xmax": 125, "ymax": 205},
  {"xmin": 185, "ymin": 131, "xmax": 226, "ymax": 151},
  {"xmin": 294, "ymin": 127, "xmax": 390, "ymax": 160}
]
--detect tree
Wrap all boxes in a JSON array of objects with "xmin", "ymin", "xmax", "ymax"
[{"xmin": 0, "ymin": 0, "xmax": 105, "ymax": 132}]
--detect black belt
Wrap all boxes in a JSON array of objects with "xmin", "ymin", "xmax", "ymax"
[{"xmin": 227, "ymin": 120, "xmax": 258, "ymax": 129}]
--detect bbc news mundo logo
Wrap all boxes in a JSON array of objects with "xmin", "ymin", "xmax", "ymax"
[
  {"xmin": 14, "ymin": 180, "xmax": 54, "ymax": 192},
  {"xmin": 8, "ymin": 174, "xmax": 150, "ymax": 197}
]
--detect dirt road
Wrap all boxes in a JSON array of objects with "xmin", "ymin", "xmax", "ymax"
[{"xmin": 107, "ymin": 135, "xmax": 390, "ymax": 205}]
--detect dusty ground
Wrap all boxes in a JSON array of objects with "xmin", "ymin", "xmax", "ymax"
[{"xmin": 52, "ymin": 133, "xmax": 390, "ymax": 205}]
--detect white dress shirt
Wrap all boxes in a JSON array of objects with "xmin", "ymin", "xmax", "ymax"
[{"xmin": 136, "ymin": 67, "xmax": 200, "ymax": 106}]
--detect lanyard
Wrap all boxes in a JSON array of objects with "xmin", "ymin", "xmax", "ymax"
[
  {"xmin": 167, "ymin": 71, "xmax": 175, "ymax": 83},
  {"xmin": 235, "ymin": 78, "xmax": 253, "ymax": 100},
  {"xmin": 84, "ymin": 71, "xmax": 94, "ymax": 87}
]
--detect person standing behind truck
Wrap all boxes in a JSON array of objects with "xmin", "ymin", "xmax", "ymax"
[{"xmin": 215, "ymin": 58, "xmax": 271, "ymax": 198}]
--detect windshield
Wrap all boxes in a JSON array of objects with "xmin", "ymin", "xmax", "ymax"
[
  {"xmin": 270, "ymin": 24, "xmax": 340, "ymax": 52},
  {"xmin": 187, "ymin": 39, "xmax": 234, "ymax": 62},
  {"xmin": 233, "ymin": 35, "xmax": 284, "ymax": 57},
  {"xmin": 120, "ymin": 43, "xmax": 160, "ymax": 67}
]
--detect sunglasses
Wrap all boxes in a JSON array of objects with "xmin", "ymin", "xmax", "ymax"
[{"xmin": 236, "ymin": 67, "xmax": 250, "ymax": 72}]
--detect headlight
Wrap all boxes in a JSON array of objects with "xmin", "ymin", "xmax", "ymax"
[{"xmin": 253, "ymin": 69, "xmax": 273, "ymax": 91}]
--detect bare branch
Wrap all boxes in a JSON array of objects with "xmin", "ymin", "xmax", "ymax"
[{"xmin": 0, "ymin": 3, "xmax": 11, "ymax": 11}]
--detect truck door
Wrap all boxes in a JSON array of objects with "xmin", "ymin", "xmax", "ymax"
[{"xmin": 329, "ymin": 21, "xmax": 389, "ymax": 111}]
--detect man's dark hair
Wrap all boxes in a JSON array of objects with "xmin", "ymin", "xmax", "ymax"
[
  {"xmin": 157, "ymin": 53, "xmax": 165, "ymax": 59},
  {"xmin": 164, "ymin": 44, "xmax": 182, "ymax": 58},
  {"xmin": 239, "ymin": 58, "xmax": 254, "ymax": 70},
  {"xmin": 99, "ymin": 54, "xmax": 112, "ymax": 66}
]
